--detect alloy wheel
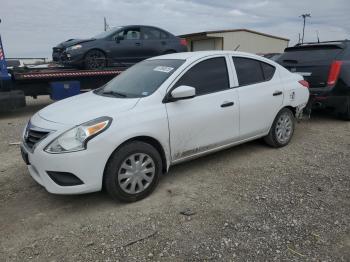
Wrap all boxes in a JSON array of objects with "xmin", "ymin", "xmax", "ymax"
[{"xmin": 275, "ymin": 112, "xmax": 293, "ymax": 143}]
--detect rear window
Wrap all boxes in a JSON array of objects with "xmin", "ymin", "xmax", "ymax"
[
  {"xmin": 233, "ymin": 57, "xmax": 276, "ymax": 86},
  {"xmin": 279, "ymin": 45, "xmax": 343, "ymax": 64}
]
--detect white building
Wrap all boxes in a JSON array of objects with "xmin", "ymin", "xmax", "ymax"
[{"xmin": 179, "ymin": 29, "xmax": 289, "ymax": 54}]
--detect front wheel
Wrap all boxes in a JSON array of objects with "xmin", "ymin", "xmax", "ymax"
[
  {"xmin": 104, "ymin": 141, "xmax": 162, "ymax": 202},
  {"xmin": 84, "ymin": 49, "xmax": 107, "ymax": 69},
  {"xmin": 264, "ymin": 108, "xmax": 295, "ymax": 148}
]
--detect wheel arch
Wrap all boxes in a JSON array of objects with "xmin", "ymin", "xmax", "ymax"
[
  {"xmin": 283, "ymin": 105, "xmax": 297, "ymax": 117},
  {"xmin": 102, "ymin": 136, "xmax": 169, "ymax": 186},
  {"xmin": 84, "ymin": 48, "xmax": 107, "ymax": 57}
]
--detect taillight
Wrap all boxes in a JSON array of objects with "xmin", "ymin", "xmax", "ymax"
[
  {"xmin": 180, "ymin": 38, "xmax": 187, "ymax": 46},
  {"xmin": 327, "ymin": 60, "xmax": 343, "ymax": 86},
  {"xmin": 298, "ymin": 80, "xmax": 309, "ymax": 88}
]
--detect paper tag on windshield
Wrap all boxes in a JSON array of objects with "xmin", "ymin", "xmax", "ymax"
[{"xmin": 154, "ymin": 66, "xmax": 174, "ymax": 73}]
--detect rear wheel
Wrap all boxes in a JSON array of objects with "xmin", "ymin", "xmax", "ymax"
[
  {"xmin": 84, "ymin": 49, "xmax": 106, "ymax": 69},
  {"xmin": 264, "ymin": 108, "xmax": 295, "ymax": 148},
  {"xmin": 341, "ymin": 97, "xmax": 350, "ymax": 120},
  {"xmin": 104, "ymin": 141, "xmax": 162, "ymax": 202}
]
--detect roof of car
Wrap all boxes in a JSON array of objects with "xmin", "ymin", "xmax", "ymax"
[{"xmin": 148, "ymin": 50, "xmax": 267, "ymax": 61}]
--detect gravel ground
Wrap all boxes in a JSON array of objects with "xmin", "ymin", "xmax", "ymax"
[{"xmin": 0, "ymin": 96, "xmax": 349, "ymax": 261}]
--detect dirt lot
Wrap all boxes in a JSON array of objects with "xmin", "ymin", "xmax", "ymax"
[{"xmin": 0, "ymin": 96, "xmax": 349, "ymax": 261}]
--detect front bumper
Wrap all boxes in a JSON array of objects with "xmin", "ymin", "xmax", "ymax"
[
  {"xmin": 20, "ymin": 114, "xmax": 115, "ymax": 195},
  {"xmin": 52, "ymin": 50, "xmax": 84, "ymax": 66}
]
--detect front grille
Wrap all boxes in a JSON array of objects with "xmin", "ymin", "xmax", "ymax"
[{"xmin": 24, "ymin": 124, "xmax": 51, "ymax": 150}]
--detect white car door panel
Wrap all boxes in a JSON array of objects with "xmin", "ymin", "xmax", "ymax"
[
  {"xmin": 232, "ymin": 57, "xmax": 283, "ymax": 139},
  {"xmin": 166, "ymin": 89, "xmax": 239, "ymax": 161},
  {"xmin": 238, "ymin": 81, "xmax": 283, "ymax": 139}
]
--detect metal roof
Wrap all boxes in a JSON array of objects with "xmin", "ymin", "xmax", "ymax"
[{"xmin": 179, "ymin": 28, "xmax": 289, "ymax": 41}]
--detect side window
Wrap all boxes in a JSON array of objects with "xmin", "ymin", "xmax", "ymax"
[
  {"xmin": 160, "ymin": 31, "xmax": 169, "ymax": 39},
  {"xmin": 174, "ymin": 57, "xmax": 229, "ymax": 96},
  {"xmin": 112, "ymin": 30, "xmax": 124, "ymax": 40},
  {"xmin": 143, "ymin": 28, "xmax": 161, "ymax": 40},
  {"xmin": 232, "ymin": 57, "xmax": 264, "ymax": 86},
  {"xmin": 125, "ymin": 28, "xmax": 141, "ymax": 40},
  {"xmin": 261, "ymin": 62, "xmax": 276, "ymax": 81}
]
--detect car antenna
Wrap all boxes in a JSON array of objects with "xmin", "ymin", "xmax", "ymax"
[
  {"xmin": 234, "ymin": 44, "xmax": 240, "ymax": 51},
  {"xmin": 316, "ymin": 30, "xmax": 320, "ymax": 43}
]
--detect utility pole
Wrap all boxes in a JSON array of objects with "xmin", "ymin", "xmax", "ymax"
[
  {"xmin": 104, "ymin": 17, "xmax": 109, "ymax": 31},
  {"xmin": 300, "ymin": 13, "xmax": 311, "ymax": 44}
]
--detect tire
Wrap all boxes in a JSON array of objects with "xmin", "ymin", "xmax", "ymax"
[
  {"xmin": 264, "ymin": 108, "xmax": 295, "ymax": 148},
  {"xmin": 104, "ymin": 141, "xmax": 162, "ymax": 202},
  {"xmin": 84, "ymin": 49, "xmax": 107, "ymax": 69},
  {"xmin": 340, "ymin": 97, "xmax": 350, "ymax": 121}
]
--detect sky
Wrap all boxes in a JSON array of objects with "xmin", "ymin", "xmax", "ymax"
[{"xmin": 0, "ymin": 0, "xmax": 349, "ymax": 58}]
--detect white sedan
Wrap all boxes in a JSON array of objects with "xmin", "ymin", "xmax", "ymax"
[{"xmin": 21, "ymin": 51, "xmax": 309, "ymax": 202}]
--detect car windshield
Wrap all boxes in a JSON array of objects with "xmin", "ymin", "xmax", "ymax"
[
  {"xmin": 95, "ymin": 59, "xmax": 185, "ymax": 98},
  {"xmin": 93, "ymin": 27, "xmax": 122, "ymax": 39}
]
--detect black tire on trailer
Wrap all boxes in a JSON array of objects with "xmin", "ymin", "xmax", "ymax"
[
  {"xmin": 84, "ymin": 49, "xmax": 107, "ymax": 69},
  {"xmin": 104, "ymin": 141, "xmax": 162, "ymax": 202},
  {"xmin": 264, "ymin": 108, "xmax": 295, "ymax": 148}
]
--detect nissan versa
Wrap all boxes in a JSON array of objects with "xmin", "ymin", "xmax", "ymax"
[{"xmin": 21, "ymin": 51, "xmax": 309, "ymax": 202}]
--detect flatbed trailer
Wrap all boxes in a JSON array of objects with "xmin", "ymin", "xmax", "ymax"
[{"xmin": 0, "ymin": 35, "xmax": 125, "ymax": 112}]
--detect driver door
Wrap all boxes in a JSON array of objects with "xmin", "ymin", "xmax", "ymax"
[
  {"xmin": 109, "ymin": 27, "xmax": 143, "ymax": 65},
  {"xmin": 165, "ymin": 56, "xmax": 239, "ymax": 162}
]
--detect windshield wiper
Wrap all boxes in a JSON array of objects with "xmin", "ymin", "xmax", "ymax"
[{"xmin": 101, "ymin": 90, "xmax": 127, "ymax": 98}]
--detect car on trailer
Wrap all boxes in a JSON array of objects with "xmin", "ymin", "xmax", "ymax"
[
  {"xmin": 53, "ymin": 25, "xmax": 188, "ymax": 69},
  {"xmin": 277, "ymin": 40, "xmax": 350, "ymax": 120},
  {"xmin": 0, "ymin": 33, "xmax": 125, "ymax": 112}
]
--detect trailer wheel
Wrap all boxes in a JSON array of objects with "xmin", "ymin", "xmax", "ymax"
[{"xmin": 84, "ymin": 50, "xmax": 107, "ymax": 69}]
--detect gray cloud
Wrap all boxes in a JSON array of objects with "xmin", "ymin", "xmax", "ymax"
[{"xmin": 0, "ymin": 0, "xmax": 349, "ymax": 57}]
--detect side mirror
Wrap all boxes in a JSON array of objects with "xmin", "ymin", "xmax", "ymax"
[{"xmin": 169, "ymin": 85, "xmax": 196, "ymax": 101}]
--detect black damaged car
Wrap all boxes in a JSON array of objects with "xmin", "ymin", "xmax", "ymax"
[{"xmin": 53, "ymin": 25, "xmax": 188, "ymax": 69}]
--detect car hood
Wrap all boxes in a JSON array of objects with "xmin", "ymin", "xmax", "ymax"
[
  {"xmin": 38, "ymin": 92, "xmax": 140, "ymax": 125},
  {"xmin": 55, "ymin": 38, "xmax": 95, "ymax": 48}
]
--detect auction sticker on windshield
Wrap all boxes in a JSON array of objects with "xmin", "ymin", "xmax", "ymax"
[{"xmin": 153, "ymin": 66, "xmax": 174, "ymax": 73}]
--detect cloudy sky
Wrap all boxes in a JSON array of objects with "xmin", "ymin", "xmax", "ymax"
[{"xmin": 0, "ymin": 0, "xmax": 349, "ymax": 58}]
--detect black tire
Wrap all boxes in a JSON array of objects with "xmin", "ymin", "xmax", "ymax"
[
  {"xmin": 84, "ymin": 49, "xmax": 107, "ymax": 69},
  {"xmin": 264, "ymin": 108, "xmax": 295, "ymax": 148},
  {"xmin": 340, "ymin": 97, "xmax": 350, "ymax": 120},
  {"xmin": 104, "ymin": 141, "xmax": 162, "ymax": 202}
]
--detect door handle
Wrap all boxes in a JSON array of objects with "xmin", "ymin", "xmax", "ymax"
[
  {"xmin": 273, "ymin": 91, "xmax": 283, "ymax": 96},
  {"xmin": 221, "ymin": 101, "xmax": 234, "ymax": 108},
  {"xmin": 135, "ymin": 42, "xmax": 141, "ymax": 46},
  {"xmin": 161, "ymin": 41, "xmax": 167, "ymax": 45}
]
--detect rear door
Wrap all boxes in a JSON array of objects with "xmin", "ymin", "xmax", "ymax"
[
  {"xmin": 278, "ymin": 44, "xmax": 344, "ymax": 89},
  {"xmin": 232, "ymin": 57, "xmax": 283, "ymax": 139},
  {"xmin": 141, "ymin": 27, "xmax": 164, "ymax": 58}
]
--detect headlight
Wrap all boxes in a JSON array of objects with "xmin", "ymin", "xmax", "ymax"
[
  {"xmin": 45, "ymin": 117, "xmax": 112, "ymax": 153},
  {"xmin": 66, "ymin": 44, "xmax": 82, "ymax": 51}
]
